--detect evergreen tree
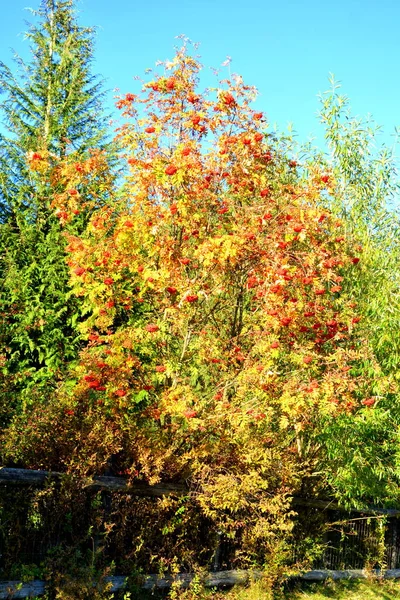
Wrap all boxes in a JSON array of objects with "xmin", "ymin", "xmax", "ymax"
[
  {"xmin": 0, "ymin": 0, "xmax": 113, "ymax": 420},
  {"xmin": 0, "ymin": 0, "xmax": 108, "ymax": 220}
]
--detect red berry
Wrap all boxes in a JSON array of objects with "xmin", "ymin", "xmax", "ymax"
[
  {"xmin": 326, "ymin": 320, "xmax": 338, "ymax": 328},
  {"xmin": 88, "ymin": 379, "xmax": 101, "ymax": 389},
  {"xmin": 166, "ymin": 77, "xmax": 176, "ymax": 90},
  {"xmin": 280, "ymin": 317, "xmax": 292, "ymax": 326},
  {"xmin": 247, "ymin": 276, "xmax": 258, "ymax": 289},
  {"xmin": 361, "ymin": 398, "xmax": 375, "ymax": 407},
  {"xmin": 184, "ymin": 409, "xmax": 197, "ymax": 419},
  {"xmin": 221, "ymin": 92, "xmax": 235, "ymax": 106},
  {"xmin": 165, "ymin": 165, "xmax": 177, "ymax": 176},
  {"xmin": 323, "ymin": 259, "xmax": 336, "ymax": 269}
]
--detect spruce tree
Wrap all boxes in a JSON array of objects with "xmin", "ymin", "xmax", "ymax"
[
  {"xmin": 0, "ymin": 0, "xmax": 112, "ymax": 420},
  {"xmin": 0, "ymin": 0, "xmax": 108, "ymax": 220}
]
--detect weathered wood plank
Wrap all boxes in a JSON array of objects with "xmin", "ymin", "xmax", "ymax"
[
  {"xmin": 0, "ymin": 580, "xmax": 46, "ymax": 598},
  {"xmin": 299, "ymin": 569, "xmax": 400, "ymax": 580},
  {"xmin": 300, "ymin": 569, "xmax": 368, "ymax": 581},
  {"xmin": 0, "ymin": 571, "xmax": 259, "ymax": 598},
  {"xmin": 1, "ymin": 468, "xmax": 399, "ymax": 514},
  {"xmin": 89, "ymin": 477, "xmax": 187, "ymax": 497},
  {"xmin": 0, "ymin": 467, "xmax": 186, "ymax": 497},
  {"xmin": 2, "ymin": 569, "xmax": 400, "ymax": 598},
  {"xmin": 292, "ymin": 496, "xmax": 400, "ymax": 516},
  {"xmin": 380, "ymin": 569, "xmax": 400, "ymax": 579},
  {"xmin": 138, "ymin": 570, "xmax": 259, "ymax": 590},
  {"xmin": 0, "ymin": 467, "xmax": 61, "ymax": 486}
]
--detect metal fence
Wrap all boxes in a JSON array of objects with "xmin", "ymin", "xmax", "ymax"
[{"xmin": 291, "ymin": 505, "xmax": 400, "ymax": 571}]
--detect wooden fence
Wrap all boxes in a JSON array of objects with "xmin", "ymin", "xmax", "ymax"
[{"xmin": 1, "ymin": 467, "xmax": 400, "ymax": 598}]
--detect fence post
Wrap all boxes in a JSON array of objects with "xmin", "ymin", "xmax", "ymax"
[{"xmin": 212, "ymin": 531, "xmax": 223, "ymax": 572}]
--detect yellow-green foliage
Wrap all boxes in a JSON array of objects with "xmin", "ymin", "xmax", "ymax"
[{"xmin": 285, "ymin": 579, "xmax": 400, "ymax": 600}]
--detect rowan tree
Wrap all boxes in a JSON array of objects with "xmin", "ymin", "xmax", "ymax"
[{"xmin": 4, "ymin": 44, "xmax": 390, "ymax": 568}]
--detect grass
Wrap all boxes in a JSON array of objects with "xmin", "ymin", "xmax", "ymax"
[
  {"xmin": 127, "ymin": 579, "xmax": 400, "ymax": 600},
  {"xmin": 183, "ymin": 579, "xmax": 400, "ymax": 599},
  {"xmin": 162, "ymin": 579, "xmax": 400, "ymax": 600},
  {"xmin": 19, "ymin": 578, "xmax": 400, "ymax": 599},
  {"xmin": 283, "ymin": 579, "xmax": 400, "ymax": 600}
]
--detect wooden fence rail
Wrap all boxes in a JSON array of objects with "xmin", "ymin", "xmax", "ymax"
[
  {"xmin": 2, "ymin": 466, "xmax": 400, "ymax": 597},
  {"xmin": 0, "ymin": 467, "xmax": 186, "ymax": 496},
  {"xmin": 1, "ymin": 467, "xmax": 399, "ymax": 515},
  {"xmin": 3, "ymin": 569, "xmax": 400, "ymax": 599}
]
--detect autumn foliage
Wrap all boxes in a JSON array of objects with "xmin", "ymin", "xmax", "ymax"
[{"xmin": 3, "ymin": 44, "xmax": 384, "ymax": 569}]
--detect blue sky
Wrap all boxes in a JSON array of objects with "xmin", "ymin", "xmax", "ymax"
[{"xmin": 1, "ymin": 0, "xmax": 399, "ymax": 151}]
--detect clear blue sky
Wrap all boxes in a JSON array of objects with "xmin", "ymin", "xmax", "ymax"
[{"xmin": 1, "ymin": 0, "xmax": 399, "ymax": 151}]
